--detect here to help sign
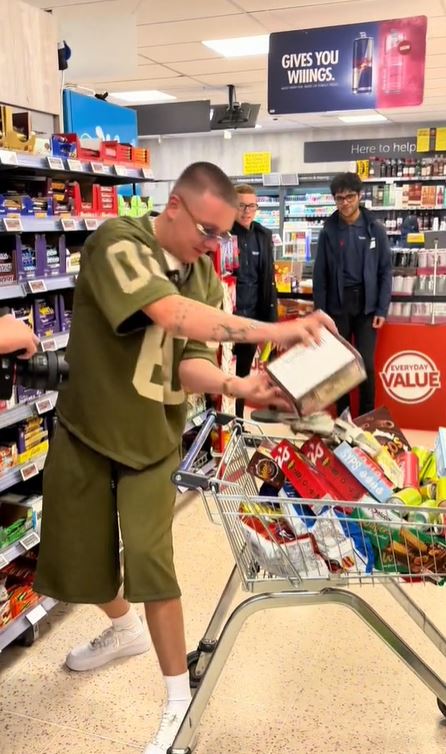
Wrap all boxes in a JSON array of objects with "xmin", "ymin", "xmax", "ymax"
[{"xmin": 375, "ymin": 324, "xmax": 445, "ymax": 431}]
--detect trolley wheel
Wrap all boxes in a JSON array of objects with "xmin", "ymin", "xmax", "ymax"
[
  {"xmin": 437, "ymin": 697, "xmax": 446, "ymax": 718},
  {"xmin": 187, "ymin": 650, "xmax": 204, "ymax": 689}
]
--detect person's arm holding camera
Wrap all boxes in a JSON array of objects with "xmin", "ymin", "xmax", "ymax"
[{"xmin": 0, "ymin": 314, "xmax": 39, "ymax": 358}]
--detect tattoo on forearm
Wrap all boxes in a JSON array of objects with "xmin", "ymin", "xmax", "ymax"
[
  {"xmin": 211, "ymin": 320, "xmax": 260, "ymax": 342},
  {"xmin": 172, "ymin": 298, "xmax": 261, "ymax": 342},
  {"xmin": 173, "ymin": 298, "xmax": 192, "ymax": 336}
]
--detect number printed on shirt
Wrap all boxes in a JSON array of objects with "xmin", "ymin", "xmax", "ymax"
[
  {"xmin": 106, "ymin": 240, "xmax": 167, "ymax": 293},
  {"xmin": 133, "ymin": 325, "xmax": 185, "ymax": 405}
]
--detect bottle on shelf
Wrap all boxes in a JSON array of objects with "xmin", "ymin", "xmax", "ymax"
[{"xmin": 397, "ymin": 159, "xmax": 404, "ymax": 178}]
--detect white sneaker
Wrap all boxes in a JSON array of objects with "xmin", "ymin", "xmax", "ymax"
[
  {"xmin": 143, "ymin": 704, "xmax": 192, "ymax": 754},
  {"xmin": 66, "ymin": 618, "xmax": 151, "ymax": 672}
]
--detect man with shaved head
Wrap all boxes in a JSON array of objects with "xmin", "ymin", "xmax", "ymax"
[{"xmin": 35, "ymin": 161, "xmax": 334, "ymax": 753}]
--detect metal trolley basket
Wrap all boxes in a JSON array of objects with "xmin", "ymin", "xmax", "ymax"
[{"xmin": 168, "ymin": 411, "xmax": 446, "ymax": 754}]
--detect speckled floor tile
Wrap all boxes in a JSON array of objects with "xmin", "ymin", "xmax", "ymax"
[
  {"xmin": 34, "ymin": 727, "xmax": 139, "ymax": 754},
  {"xmin": 2, "ymin": 426, "xmax": 446, "ymax": 753},
  {"xmin": 0, "ymin": 713, "xmax": 57, "ymax": 754}
]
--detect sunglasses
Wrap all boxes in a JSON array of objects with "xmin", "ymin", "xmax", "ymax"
[{"xmin": 179, "ymin": 195, "xmax": 232, "ymax": 242}]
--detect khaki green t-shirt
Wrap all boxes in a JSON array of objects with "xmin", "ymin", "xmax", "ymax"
[{"xmin": 57, "ymin": 214, "xmax": 222, "ymax": 469}]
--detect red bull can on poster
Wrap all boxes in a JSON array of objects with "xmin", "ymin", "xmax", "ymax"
[{"xmin": 352, "ymin": 32, "xmax": 373, "ymax": 94}]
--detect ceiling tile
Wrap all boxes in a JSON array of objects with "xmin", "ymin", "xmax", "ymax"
[
  {"xmin": 193, "ymin": 70, "xmax": 267, "ymax": 87},
  {"xmin": 138, "ymin": 42, "xmax": 221, "ymax": 63},
  {"xmin": 132, "ymin": 64, "xmax": 180, "ymax": 78},
  {"xmin": 91, "ymin": 76, "xmax": 199, "ymax": 92},
  {"xmin": 253, "ymin": 0, "xmax": 443, "ymax": 32},
  {"xmin": 426, "ymin": 37, "xmax": 446, "ymax": 55},
  {"xmin": 137, "ymin": 14, "xmax": 263, "ymax": 47},
  {"xmin": 172, "ymin": 57, "xmax": 267, "ymax": 76},
  {"xmin": 136, "ymin": 0, "xmax": 239, "ymax": 24},
  {"xmin": 235, "ymin": 0, "xmax": 354, "ymax": 9},
  {"xmin": 427, "ymin": 16, "xmax": 446, "ymax": 36}
]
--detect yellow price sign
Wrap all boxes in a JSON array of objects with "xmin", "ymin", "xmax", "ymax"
[
  {"xmin": 435, "ymin": 128, "xmax": 446, "ymax": 152},
  {"xmin": 417, "ymin": 128, "xmax": 430, "ymax": 153},
  {"xmin": 243, "ymin": 151, "xmax": 271, "ymax": 175}
]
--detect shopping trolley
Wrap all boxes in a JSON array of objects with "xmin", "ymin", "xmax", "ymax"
[{"xmin": 167, "ymin": 411, "xmax": 446, "ymax": 754}]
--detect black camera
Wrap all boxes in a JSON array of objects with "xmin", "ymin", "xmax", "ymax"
[{"xmin": 0, "ymin": 350, "xmax": 69, "ymax": 400}]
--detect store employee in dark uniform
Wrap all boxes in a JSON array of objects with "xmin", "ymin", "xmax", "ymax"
[
  {"xmin": 232, "ymin": 183, "xmax": 278, "ymax": 418},
  {"xmin": 313, "ymin": 172, "xmax": 392, "ymax": 416}
]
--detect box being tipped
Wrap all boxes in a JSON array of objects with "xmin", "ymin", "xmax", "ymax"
[{"xmin": 266, "ymin": 327, "xmax": 366, "ymax": 416}]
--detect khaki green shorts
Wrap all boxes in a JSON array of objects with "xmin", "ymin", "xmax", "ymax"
[{"xmin": 34, "ymin": 423, "xmax": 181, "ymax": 604}]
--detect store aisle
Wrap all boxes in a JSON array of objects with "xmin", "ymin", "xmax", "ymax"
[{"xmin": 1, "ymin": 428, "xmax": 446, "ymax": 754}]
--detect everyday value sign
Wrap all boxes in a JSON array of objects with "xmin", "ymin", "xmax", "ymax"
[
  {"xmin": 268, "ymin": 16, "xmax": 427, "ymax": 115},
  {"xmin": 375, "ymin": 324, "xmax": 446, "ymax": 431}
]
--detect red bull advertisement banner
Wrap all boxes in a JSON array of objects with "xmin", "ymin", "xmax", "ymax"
[{"xmin": 268, "ymin": 16, "xmax": 427, "ymax": 115}]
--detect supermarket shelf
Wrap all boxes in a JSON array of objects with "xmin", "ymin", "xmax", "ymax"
[
  {"xmin": 369, "ymin": 206, "xmax": 445, "ymax": 212},
  {"xmin": 0, "ymin": 392, "xmax": 58, "ymax": 430},
  {"xmin": 363, "ymin": 176, "xmax": 446, "ymax": 183},
  {"xmin": 257, "ymin": 202, "xmax": 280, "ymax": 208},
  {"xmin": 0, "ymin": 150, "xmax": 153, "ymax": 185},
  {"xmin": 0, "ymin": 452, "xmax": 47, "ymax": 494},
  {"xmin": 0, "ymin": 595, "xmax": 58, "ymax": 652},
  {"xmin": 391, "ymin": 294, "xmax": 446, "ymax": 303},
  {"xmin": 0, "ymin": 524, "xmax": 41, "ymax": 570},
  {"xmin": 277, "ymin": 291, "xmax": 313, "ymax": 300},
  {"xmin": 0, "ymin": 275, "xmax": 76, "ymax": 300},
  {"xmin": 1, "ymin": 215, "xmax": 113, "ymax": 234}
]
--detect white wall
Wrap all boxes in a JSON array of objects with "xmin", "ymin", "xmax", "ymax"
[{"xmin": 143, "ymin": 123, "xmax": 420, "ymax": 181}]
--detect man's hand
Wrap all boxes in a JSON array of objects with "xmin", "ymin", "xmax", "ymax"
[
  {"xmin": 266, "ymin": 310, "xmax": 337, "ymax": 350},
  {"xmin": 229, "ymin": 372, "xmax": 294, "ymax": 412},
  {"xmin": 373, "ymin": 316, "xmax": 386, "ymax": 329},
  {"xmin": 0, "ymin": 315, "xmax": 39, "ymax": 358}
]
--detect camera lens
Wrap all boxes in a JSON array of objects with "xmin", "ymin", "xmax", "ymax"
[{"xmin": 15, "ymin": 350, "xmax": 68, "ymax": 391}]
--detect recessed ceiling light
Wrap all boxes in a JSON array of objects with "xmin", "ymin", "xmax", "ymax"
[
  {"xmin": 109, "ymin": 90, "xmax": 176, "ymax": 104},
  {"xmin": 255, "ymin": 124, "xmax": 263, "ymax": 129},
  {"xmin": 338, "ymin": 113, "xmax": 388, "ymax": 124},
  {"xmin": 202, "ymin": 35, "xmax": 269, "ymax": 58}
]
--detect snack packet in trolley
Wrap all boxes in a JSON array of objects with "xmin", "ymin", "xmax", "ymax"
[{"xmin": 266, "ymin": 327, "xmax": 366, "ymax": 416}]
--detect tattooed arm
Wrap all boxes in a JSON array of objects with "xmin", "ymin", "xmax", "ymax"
[{"xmin": 143, "ymin": 295, "xmax": 335, "ymax": 348}]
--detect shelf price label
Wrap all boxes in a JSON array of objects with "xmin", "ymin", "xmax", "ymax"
[
  {"xmin": 26, "ymin": 603, "xmax": 47, "ymax": 626},
  {"xmin": 21, "ymin": 530, "xmax": 40, "ymax": 551},
  {"xmin": 91, "ymin": 162, "xmax": 106, "ymax": 174},
  {"xmin": 141, "ymin": 167, "xmax": 153, "ymax": 180},
  {"xmin": 20, "ymin": 462, "xmax": 39, "ymax": 482},
  {"xmin": 114, "ymin": 165, "xmax": 128, "ymax": 177},
  {"xmin": 85, "ymin": 218, "xmax": 99, "ymax": 231},
  {"xmin": 67, "ymin": 159, "xmax": 83, "ymax": 173},
  {"xmin": 61, "ymin": 218, "xmax": 77, "ymax": 232},
  {"xmin": 36, "ymin": 396, "xmax": 53, "ymax": 415},
  {"xmin": 0, "ymin": 149, "xmax": 18, "ymax": 166},
  {"xmin": 3, "ymin": 217, "xmax": 23, "ymax": 232},
  {"xmin": 41, "ymin": 338, "xmax": 56, "ymax": 352},
  {"xmin": 0, "ymin": 553, "xmax": 8, "ymax": 569},
  {"xmin": 28, "ymin": 279, "xmax": 47, "ymax": 294},
  {"xmin": 47, "ymin": 156, "xmax": 65, "ymax": 171}
]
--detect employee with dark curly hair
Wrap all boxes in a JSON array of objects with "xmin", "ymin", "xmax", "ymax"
[{"xmin": 313, "ymin": 171, "xmax": 392, "ymax": 416}]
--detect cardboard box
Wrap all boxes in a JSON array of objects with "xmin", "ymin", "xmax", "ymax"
[{"xmin": 266, "ymin": 328, "xmax": 366, "ymax": 416}]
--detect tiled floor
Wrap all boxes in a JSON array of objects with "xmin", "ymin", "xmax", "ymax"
[{"xmin": 1, "ymin": 426, "xmax": 446, "ymax": 754}]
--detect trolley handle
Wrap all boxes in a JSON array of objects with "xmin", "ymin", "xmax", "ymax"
[{"xmin": 172, "ymin": 410, "xmax": 232, "ymax": 491}]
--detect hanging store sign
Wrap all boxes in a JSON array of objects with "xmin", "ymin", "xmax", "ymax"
[
  {"xmin": 268, "ymin": 16, "xmax": 427, "ymax": 115},
  {"xmin": 243, "ymin": 152, "xmax": 272, "ymax": 175}
]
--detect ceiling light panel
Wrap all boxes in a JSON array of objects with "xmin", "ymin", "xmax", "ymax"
[{"xmin": 202, "ymin": 35, "xmax": 269, "ymax": 57}]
